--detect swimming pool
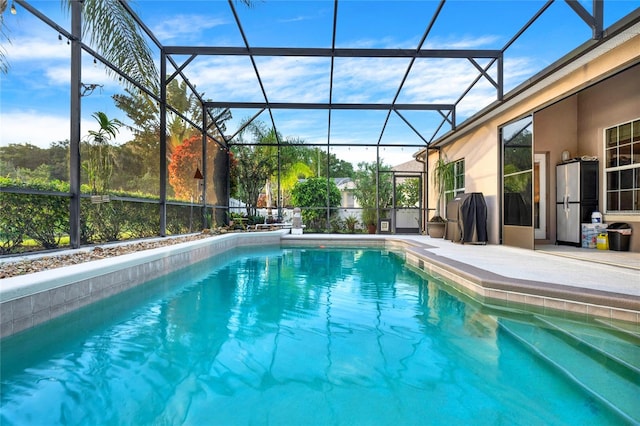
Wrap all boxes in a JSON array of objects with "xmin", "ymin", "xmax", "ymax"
[{"xmin": 1, "ymin": 246, "xmax": 638, "ymax": 425}]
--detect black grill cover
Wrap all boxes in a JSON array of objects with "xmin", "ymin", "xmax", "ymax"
[
  {"xmin": 447, "ymin": 192, "xmax": 488, "ymax": 243},
  {"xmin": 460, "ymin": 192, "xmax": 488, "ymax": 243}
]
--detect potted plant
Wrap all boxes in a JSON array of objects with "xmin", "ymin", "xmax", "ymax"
[
  {"xmin": 427, "ymin": 157, "xmax": 454, "ymax": 238},
  {"xmin": 361, "ymin": 208, "xmax": 377, "ymax": 234}
]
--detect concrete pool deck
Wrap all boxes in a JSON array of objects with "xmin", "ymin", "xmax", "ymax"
[
  {"xmin": 1, "ymin": 231, "xmax": 639, "ymax": 338},
  {"xmin": 284, "ymin": 233, "xmax": 639, "ymax": 296}
]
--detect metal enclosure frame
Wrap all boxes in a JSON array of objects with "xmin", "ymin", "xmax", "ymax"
[{"xmin": 7, "ymin": 0, "xmax": 609, "ymax": 246}]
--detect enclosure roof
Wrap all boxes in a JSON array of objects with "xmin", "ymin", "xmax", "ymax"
[
  {"xmin": 10, "ymin": 0, "xmax": 639, "ymax": 158},
  {"xmin": 134, "ymin": 0, "xmax": 636, "ymax": 153}
]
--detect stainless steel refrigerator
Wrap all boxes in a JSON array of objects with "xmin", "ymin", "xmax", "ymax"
[{"xmin": 556, "ymin": 160, "xmax": 598, "ymax": 246}]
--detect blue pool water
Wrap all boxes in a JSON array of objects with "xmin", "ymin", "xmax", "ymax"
[{"xmin": 1, "ymin": 246, "xmax": 638, "ymax": 425}]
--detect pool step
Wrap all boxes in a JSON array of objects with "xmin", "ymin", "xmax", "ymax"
[
  {"xmin": 533, "ymin": 315, "xmax": 640, "ymax": 374},
  {"xmin": 499, "ymin": 318, "xmax": 640, "ymax": 424},
  {"xmin": 593, "ymin": 317, "xmax": 640, "ymax": 342}
]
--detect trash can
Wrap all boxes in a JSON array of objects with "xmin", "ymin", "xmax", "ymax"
[{"xmin": 607, "ymin": 223, "xmax": 632, "ymax": 251}]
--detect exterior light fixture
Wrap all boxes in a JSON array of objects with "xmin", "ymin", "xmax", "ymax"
[
  {"xmin": 193, "ymin": 167, "xmax": 204, "ymax": 180},
  {"xmin": 10, "ymin": 1, "xmax": 16, "ymax": 14}
]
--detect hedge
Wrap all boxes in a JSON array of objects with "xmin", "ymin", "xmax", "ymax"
[{"xmin": 0, "ymin": 178, "xmax": 194, "ymax": 254}]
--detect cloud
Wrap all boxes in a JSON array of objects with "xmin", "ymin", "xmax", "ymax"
[
  {"xmin": 4, "ymin": 35, "xmax": 69, "ymax": 62},
  {"xmin": 1, "ymin": 7, "xmax": 538, "ymax": 155},
  {"xmin": 0, "ymin": 110, "xmax": 134, "ymax": 149},
  {"xmin": 43, "ymin": 61, "xmax": 124, "ymax": 89},
  {"xmin": 278, "ymin": 15, "xmax": 311, "ymax": 24},
  {"xmin": 424, "ymin": 34, "xmax": 502, "ymax": 50},
  {"xmin": 186, "ymin": 55, "xmax": 331, "ymax": 103},
  {"xmin": 151, "ymin": 14, "xmax": 228, "ymax": 43},
  {"xmin": 1, "ymin": 111, "xmax": 72, "ymax": 147},
  {"xmin": 177, "ymin": 45, "xmax": 539, "ymax": 145}
]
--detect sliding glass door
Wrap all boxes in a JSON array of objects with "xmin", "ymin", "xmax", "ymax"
[{"xmin": 501, "ymin": 116, "xmax": 534, "ymax": 249}]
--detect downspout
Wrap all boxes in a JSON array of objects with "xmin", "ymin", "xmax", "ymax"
[{"xmin": 415, "ymin": 151, "xmax": 427, "ymax": 234}]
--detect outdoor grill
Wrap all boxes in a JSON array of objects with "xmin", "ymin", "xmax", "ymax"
[{"xmin": 445, "ymin": 193, "xmax": 488, "ymax": 244}]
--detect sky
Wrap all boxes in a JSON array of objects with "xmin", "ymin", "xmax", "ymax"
[{"xmin": 0, "ymin": 0, "xmax": 637, "ymax": 165}]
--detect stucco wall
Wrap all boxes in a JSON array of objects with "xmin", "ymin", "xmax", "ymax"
[
  {"xmin": 577, "ymin": 64, "xmax": 640, "ymax": 251},
  {"xmin": 427, "ymin": 30, "xmax": 640, "ymax": 250},
  {"xmin": 533, "ymin": 96, "xmax": 579, "ymax": 243},
  {"xmin": 577, "ymin": 65, "xmax": 640, "ymax": 155},
  {"xmin": 428, "ymin": 123, "xmax": 502, "ymax": 244},
  {"xmin": 532, "ymin": 66, "xmax": 640, "ymax": 249}
]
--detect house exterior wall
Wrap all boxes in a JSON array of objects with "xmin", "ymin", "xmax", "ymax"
[
  {"xmin": 533, "ymin": 96, "xmax": 579, "ymax": 244},
  {"xmin": 426, "ymin": 29, "xmax": 640, "ymax": 251},
  {"xmin": 427, "ymin": 123, "xmax": 500, "ymax": 243},
  {"xmin": 533, "ymin": 64, "xmax": 640, "ymax": 250},
  {"xmin": 576, "ymin": 65, "xmax": 640, "ymax": 251}
]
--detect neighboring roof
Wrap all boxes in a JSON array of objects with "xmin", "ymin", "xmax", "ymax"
[
  {"xmin": 392, "ymin": 159, "xmax": 424, "ymax": 173},
  {"xmin": 333, "ymin": 177, "xmax": 354, "ymax": 189}
]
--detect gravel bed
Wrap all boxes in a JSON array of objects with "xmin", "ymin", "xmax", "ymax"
[{"xmin": 0, "ymin": 233, "xmax": 215, "ymax": 279}]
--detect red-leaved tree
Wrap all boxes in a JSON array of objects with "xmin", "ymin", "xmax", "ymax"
[{"xmin": 168, "ymin": 135, "xmax": 220, "ymax": 202}]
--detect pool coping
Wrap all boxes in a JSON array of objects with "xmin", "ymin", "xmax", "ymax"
[
  {"xmin": 1, "ymin": 232, "xmax": 638, "ymax": 339},
  {"xmin": 0, "ymin": 231, "xmax": 286, "ymax": 338},
  {"xmin": 282, "ymin": 235, "xmax": 640, "ymax": 325}
]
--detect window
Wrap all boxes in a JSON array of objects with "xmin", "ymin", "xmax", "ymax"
[
  {"xmin": 605, "ymin": 119, "xmax": 640, "ymax": 212},
  {"xmin": 444, "ymin": 159, "xmax": 465, "ymax": 203}
]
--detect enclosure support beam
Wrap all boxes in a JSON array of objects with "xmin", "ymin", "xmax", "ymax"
[
  {"xmin": 159, "ymin": 50, "xmax": 167, "ymax": 236},
  {"xmin": 201, "ymin": 106, "xmax": 208, "ymax": 229},
  {"xmin": 69, "ymin": 0, "xmax": 82, "ymax": 249}
]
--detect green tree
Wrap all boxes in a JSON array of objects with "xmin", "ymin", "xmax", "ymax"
[
  {"xmin": 0, "ymin": 0, "xmax": 13, "ymax": 73},
  {"xmin": 231, "ymin": 120, "xmax": 308, "ymax": 215},
  {"xmin": 0, "ymin": 143, "xmax": 46, "ymax": 170},
  {"xmin": 47, "ymin": 140, "xmax": 70, "ymax": 181},
  {"xmin": 0, "ymin": 142, "xmax": 69, "ymax": 182},
  {"xmin": 431, "ymin": 157, "xmax": 454, "ymax": 220},
  {"xmin": 2, "ymin": 0, "xmax": 251, "ymax": 77},
  {"xmin": 232, "ymin": 141, "xmax": 277, "ymax": 216},
  {"xmin": 396, "ymin": 177, "xmax": 420, "ymax": 207},
  {"xmin": 76, "ymin": 0, "xmax": 157, "ymax": 91},
  {"xmin": 108, "ymin": 143, "xmax": 147, "ymax": 192},
  {"xmin": 279, "ymin": 162, "xmax": 314, "ymax": 207},
  {"xmin": 353, "ymin": 161, "xmax": 393, "ymax": 209},
  {"xmin": 291, "ymin": 177, "xmax": 341, "ymax": 230},
  {"xmin": 352, "ymin": 161, "xmax": 393, "ymax": 228},
  {"xmin": 305, "ymin": 148, "xmax": 354, "ymax": 178}
]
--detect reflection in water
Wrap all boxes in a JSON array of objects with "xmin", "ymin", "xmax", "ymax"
[{"xmin": 0, "ymin": 247, "xmax": 628, "ymax": 425}]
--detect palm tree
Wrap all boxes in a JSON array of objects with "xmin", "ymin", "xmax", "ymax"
[
  {"xmin": 83, "ymin": 111, "xmax": 123, "ymax": 194},
  {"xmin": 76, "ymin": 0, "xmax": 158, "ymax": 91},
  {"xmin": 1, "ymin": 0, "xmax": 156, "ymax": 88},
  {"xmin": 0, "ymin": 0, "xmax": 12, "ymax": 74},
  {"xmin": 1, "ymin": 0, "xmax": 251, "ymax": 86}
]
